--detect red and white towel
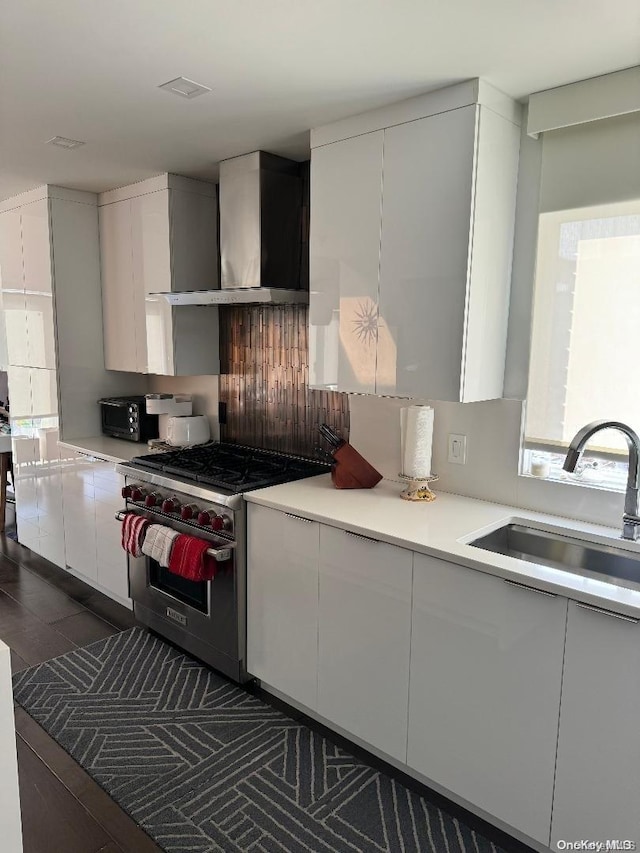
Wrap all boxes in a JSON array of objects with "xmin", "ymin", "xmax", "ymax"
[
  {"xmin": 141, "ymin": 524, "xmax": 181, "ymax": 568},
  {"xmin": 168, "ymin": 534, "xmax": 219, "ymax": 582},
  {"xmin": 121, "ymin": 512, "xmax": 150, "ymax": 557}
]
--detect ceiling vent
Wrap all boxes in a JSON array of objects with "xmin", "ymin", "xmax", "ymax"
[
  {"xmin": 46, "ymin": 136, "xmax": 85, "ymax": 150},
  {"xmin": 159, "ymin": 77, "xmax": 212, "ymax": 98}
]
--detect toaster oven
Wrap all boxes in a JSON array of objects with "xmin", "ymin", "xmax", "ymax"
[{"xmin": 99, "ymin": 396, "xmax": 159, "ymax": 443}]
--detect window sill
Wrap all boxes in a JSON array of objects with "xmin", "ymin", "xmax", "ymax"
[{"xmin": 520, "ymin": 446, "xmax": 629, "ymax": 494}]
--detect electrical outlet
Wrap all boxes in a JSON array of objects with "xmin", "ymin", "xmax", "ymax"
[{"xmin": 448, "ymin": 433, "xmax": 467, "ymax": 464}]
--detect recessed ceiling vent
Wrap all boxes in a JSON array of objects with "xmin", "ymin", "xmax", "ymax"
[
  {"xmin": 46, "ymin": 136, "xmax": 85, "ymax": 150},
  {"xmin": 159, "ymin": 77, "xmax": 212, "ymax": 98}
]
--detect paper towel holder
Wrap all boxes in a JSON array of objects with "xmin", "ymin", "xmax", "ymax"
[{"xmin": 398, "ymin": 472, "xmax": 438, "ymax": 502}]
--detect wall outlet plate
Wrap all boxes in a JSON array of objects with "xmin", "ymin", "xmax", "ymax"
[{"xmin": 448, "ymin": 433, "xmax": 467, "ymax": 464}]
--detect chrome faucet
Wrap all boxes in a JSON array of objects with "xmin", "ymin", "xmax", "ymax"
[{"xmin": 563, "ymin": 420, "xmax": 640, "ymax": 540}]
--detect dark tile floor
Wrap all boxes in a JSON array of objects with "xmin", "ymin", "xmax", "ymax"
[{"xmin": 0, "ymin": 529, "xmax": 163, "ymax": 853}]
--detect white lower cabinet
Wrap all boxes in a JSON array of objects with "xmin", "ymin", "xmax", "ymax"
[
  {"xmin": 61, "ymin": 451, "xmax": 130, "ymax": 606},
  {"xmin": 317, "ymin": 526, "xmax": 412, "ymax": 762},
  {"xmin": 551, "ymin": 601, "xmax": 640, "ymax": 847},
  {"xmin": 60, "ymin": 451, "xmax": 98, "ymax": 582},
  {"xmin": 93, "ymin": 461, "xmax": 130, "ymax": 603},
  {"xmin": 407, "ymin": 554, "xmax": 567, "ymax": 845},
  {"xmin": 246, "ymin": 504, "xmax": 320, "ymax": 709},
  {"xmin": 246, "ymin": 503, "xmax": 640, "ymax": 845}
]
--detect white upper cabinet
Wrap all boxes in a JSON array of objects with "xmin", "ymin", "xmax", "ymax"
[
  {"xmin": 0, "ymin": 207, "xmax": 29, "ymax": 367},
  {"xmin": 551, "ymin": 601, "xmax": 640, "ymax": 847},
  {"xmin": 99, "ymin": 199, "xmax": 140, "ymax": 372},
  {"xmin": 99, "ymin": 175, "xmax": 220, "ymax": 376},
  {"xmin": 309, "ymin": 79, "xmax": 521, "ymax": 401},
  {"xmin": 309, "ymin": 132, "xmax": 383, "ymax": 393}
]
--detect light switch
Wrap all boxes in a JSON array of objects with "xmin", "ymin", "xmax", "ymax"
[{"xmin": 448, "ymin": 433, "xmax": 467, "ymax": 464}]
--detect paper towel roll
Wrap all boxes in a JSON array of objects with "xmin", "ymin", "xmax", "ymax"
[{"xmin": 400, "ymin": 406, "xmax": 434, "ymax": 479}]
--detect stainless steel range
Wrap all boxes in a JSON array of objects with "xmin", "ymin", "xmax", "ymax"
[{"xmin": 116, "ymin": 442, "xmax": 330, "ymax": 683}]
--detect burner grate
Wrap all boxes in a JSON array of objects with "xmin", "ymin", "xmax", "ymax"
[{"xmin": 130, "ymin": 442, "xmax": 331, "ymax": 493}]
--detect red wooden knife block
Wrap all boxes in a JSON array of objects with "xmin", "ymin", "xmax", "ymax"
[{"xmin": 331, "ymin": 442, "xmax": 383, "ymax": 489}]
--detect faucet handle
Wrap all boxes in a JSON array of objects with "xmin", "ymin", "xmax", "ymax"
[{"xmin": 622, "ymin": 514, "xmax": 640, "ymax": 541}]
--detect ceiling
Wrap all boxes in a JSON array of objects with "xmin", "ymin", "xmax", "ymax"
[{"xmin": 1, "ymin": 0, "xmax": 639, "ymax": 202}]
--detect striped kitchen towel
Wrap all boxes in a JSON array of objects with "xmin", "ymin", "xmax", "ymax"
[
  {"xmin": 141, "ymin": 524, "xmax": 181, "ymax": 568},
  {"xmin": 168, "ymin": 534, "xmax": 218, "ymax": 582},
  {"xmin": 121, "ymin": 512, "xmax": 149, "ymax": 558}
]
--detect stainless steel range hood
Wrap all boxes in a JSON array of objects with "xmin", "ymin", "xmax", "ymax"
[{"xmin": 158, "ymin": 151, "xmax": 307, "ymax": 306}]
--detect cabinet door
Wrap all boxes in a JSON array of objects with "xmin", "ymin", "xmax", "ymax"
[
  {"xmin": 6, "ymin": 365, "xmax": 31, "ymax": 418},
  {"xmin": 30, "ymin": 368, "xmax": 58, "ymax": 418},
  {"xmin": 99, "ymin": 201, "xmax": 139, "ymax": 372},
  {"xmin": 131, "ymin": 190, "xmax": 171, "ymax": 375},
  {"xmin": 309, "ymin": 132, "xmax": 383, "ymax": 393},
  {"xmin": 93, "ymin": 462, "xmax": 130, "ymax": 604},
  {"xmin": 12, "ymin": 429, "xmax": 39, "ymax": 553},
  {"xmin": 61, "ymin": 451, "xmax": 97, "ymax": 581},
  {"xmin": 318, "ymin": 525, "xmax": 412, "ymax": 762},
  {"xmin": 408, "ymin": 554, "xmax": 566, "ymax": 844},
  {"xmin": 377, "ymin": 106, "xmax": 477, "ymax": 399},
  {"xmin": 247, "ymin": 504, "xmax": 320, "ymax": 709},
  {"xmin": 0, "ymin": 208, "xmax": 29, "ymax": 367},
  {"xmin": 551, "ymin": 601, "xmax": 640, "ymax": 847},
  {"xmin": 169, "ymin": 188, "xmax": 218, "ymax": 292},
  {"xmin": 22, "ymin": 200, "xmax": 55, "ymax": 369},
  {"xmin": 0, "ymin": 208, "xmax": 24, "ymax": 291}
]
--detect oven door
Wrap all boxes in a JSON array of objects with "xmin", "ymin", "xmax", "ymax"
[{"xmin": 122, "ymin": 506, "xmax": 241, "ymax": 679}]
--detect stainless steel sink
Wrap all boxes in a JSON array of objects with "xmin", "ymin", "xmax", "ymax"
[{"xmin": 470, "ymin": 523, "xmax": 640, "ymax": 585}]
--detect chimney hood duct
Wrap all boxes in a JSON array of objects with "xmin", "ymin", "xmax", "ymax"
[{"xmin": 158, "ymin": 151, "xmax": 308, "ymax": 307}]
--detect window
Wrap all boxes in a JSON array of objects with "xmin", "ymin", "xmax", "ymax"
[{"xmin": 522, "ymin": 107, "xmax": 640, "ymax": 491}]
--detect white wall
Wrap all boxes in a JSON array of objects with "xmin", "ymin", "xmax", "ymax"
[
  {"xmin": 348, "ymin": 394, "xmax": 625, "ymax": 529},
  {"xmin": 146, "ymin": 374, "xmax": 220, "ymax": 441}
]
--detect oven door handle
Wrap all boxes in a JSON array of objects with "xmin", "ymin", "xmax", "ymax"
[{"xmin": 115, "ymin": 510, "xmax": 236, "ymax": 561}]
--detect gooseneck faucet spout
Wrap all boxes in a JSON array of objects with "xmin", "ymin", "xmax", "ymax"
[{"xmin": 563, "ymin": 420, "xmax": 640, "ymax": 541}]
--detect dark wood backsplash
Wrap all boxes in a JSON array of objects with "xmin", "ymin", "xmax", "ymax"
[{"xmin": 219, "ymin": 304, "xmax": 349, "ymax": 458}]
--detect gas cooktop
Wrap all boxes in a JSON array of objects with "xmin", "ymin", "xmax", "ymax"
[{"xmin": 129, "ymin": 442, "xmax": 331, "ymax": 494}]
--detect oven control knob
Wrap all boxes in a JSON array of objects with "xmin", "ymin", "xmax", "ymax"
[
  {"xmin": 180, "ymin": 503, "xmax": 199, "ymax": 520},
  {"xmin": 130, "ymin": 487, "xmax": 146, "ymax": 502},
  {"xmin": 210, "ymin": 514, "xmax": 224, "ymax": 531},
  {"xmin": 121, "ymin": 485, "xmax": 133, "ymax": 499},
  {"xmin": 221, "ymin": 514, "xmax": 232, "ymax": 531},
  {"xmin": 197, "ymin": 511, "xmax": 212, "ymax": 526},
  {"xmin": 161, "ymin": 498, "xmax": 180, "ymax": 514},
  {"xmin": 144, "ymin": 492, "xmax": 161, "ymax": 508}
]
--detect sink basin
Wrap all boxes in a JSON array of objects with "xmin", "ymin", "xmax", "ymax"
[{"xmin": 470, "ymin": 522, "xmax": 640, "ymax": 585}]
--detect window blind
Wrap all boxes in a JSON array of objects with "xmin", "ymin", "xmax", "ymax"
[{"xmin": 525, "ymin": 110, "xmax": 640, "ymax": 458}]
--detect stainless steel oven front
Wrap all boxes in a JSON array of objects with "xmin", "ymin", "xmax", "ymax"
[{"xmin": 116, "ymin": 479, "xmax": 247, "ymax": 683}]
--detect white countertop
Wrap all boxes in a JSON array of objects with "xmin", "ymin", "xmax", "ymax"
[
  {"xmin": 58, "ymin": 435, "xmax": 150, "ymax": 464},
  {"xmin": 245, "ymin": 475, "xmax": 640, "ymax": 619}
]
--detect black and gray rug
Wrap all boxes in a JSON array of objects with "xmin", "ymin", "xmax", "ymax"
[{"xmin": 13, "ymin": 627, "xmax": 506, "ymax": 853}]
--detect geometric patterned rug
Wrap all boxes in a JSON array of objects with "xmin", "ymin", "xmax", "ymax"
[{"xmin": 13, "ymin": 628, "xmax": 507, "ymax": 853}]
